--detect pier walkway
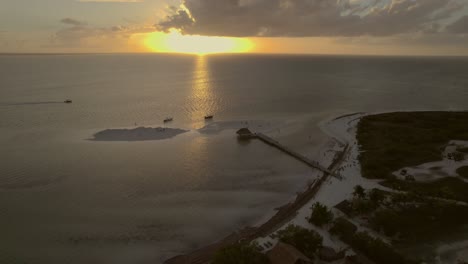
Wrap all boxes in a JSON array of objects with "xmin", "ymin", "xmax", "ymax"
[
  {"xmin": 164, "ymin": 130, "xmax": 346, "ymax": 264},
  {"xmin": 255, "ymin": 133, "xmax": 337, "ymax": 178}
]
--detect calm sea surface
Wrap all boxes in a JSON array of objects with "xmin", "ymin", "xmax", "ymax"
[{"xmin": 1, "ymin": 54, "xmax": 468, "ymax": 263}]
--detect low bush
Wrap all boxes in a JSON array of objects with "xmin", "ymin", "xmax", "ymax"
[
  {"xmin": 456, "ymin": 166, "xmax": 468, "ymax": 179},
  {"xmin": 213, "ymin": 242, "xmax": 269, "ymax": 264},
  {"xmin": 330, "ymin": 218, "xmax": 417, "ymax": 264}
]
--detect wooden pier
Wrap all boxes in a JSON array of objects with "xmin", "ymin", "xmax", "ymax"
[
  {"xmin": 163, "ymin": 130, "xmax": 346, "ymax": 264},
  {"xmin": 254, "ymin": 132, "xmax": 337, "ymax": 177}
]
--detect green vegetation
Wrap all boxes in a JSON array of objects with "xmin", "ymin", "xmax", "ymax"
[
  {"xmin": 457, "ymin": 147, "xmax": 468, "ymax": 153},
  {"xmin": 329, "ymin": 217, "xmax": 357, "ymax": 240},
  {"xmin": 336, "ymin": 186, "xmax": 468, "ymax": 243},
  {"xmin": 353, "ymin": 185, "xmax": 366, "ymax": 199},
  {"xmin": 338, "ymin": 187, "xmax": 388, "ymax": 215},
  {"xmin": 330, "ymin": 217, "xmax": 416, "ymax": 264},
  {"xmin": 368, "ymin": 188, "xmax": 387, "ymax": 203},
  {"xmin": 308, "ymin": 202, "xmax": 334, "ymax": 227},
  {"xmin": 456, "ymin": 166, "xmax": 468, "ymax": 179},
  {"xmin": 370, "ymin": 199, "xmax": 468, "ymax": 242},
  {"xmin": 351, "ymin": 232, "xmax": 418, "ymax": 264},
  {"xmin": 358, "ymin": 112, "xmax": 468, "ymax": 203},
  {"xmin": 339, "ymin": 112, "xmax": 468, "ymax": 264},
  {"xmin": 352, "ymin": 196, "xmax": 380, "ymax": 215},
  {"xmin": 449, "ymin": 151, "xmax": 465, "ymax": 161},
  {"xmin": 275, "ymin": 224, "xmax": 323, "ymax": 258},
  {"xmin": 357, "ymin": 112, "xmax": 468, "ymax": 180},
  {"xmin": 212, "ymin": 242, "xmax": 269, "ymax": 264},
  {"xmin": 381, "ymin": 177, "xmax": 468, "ymax": 202}
]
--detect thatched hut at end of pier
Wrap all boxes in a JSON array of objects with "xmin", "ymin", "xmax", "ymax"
[{"xmin": 236, "ymin": 128, "xmax": 254, "ymax": 140}]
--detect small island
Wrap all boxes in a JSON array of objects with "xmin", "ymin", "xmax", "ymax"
[{"xmin": 91, "ymin": 127, "xmax": 188, "ymax": 141}]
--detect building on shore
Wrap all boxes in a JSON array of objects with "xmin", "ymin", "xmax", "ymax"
[
  {"xmin": 345, "ymin": 254, "xmax": 375, "ymax": 264},
  {"xmin": 266, "ymin": 242, "xmax": 313, "ymax": 264},
  {"xmin": 318, "ymin": 246, "xmax": 345, "ymax": 262}
]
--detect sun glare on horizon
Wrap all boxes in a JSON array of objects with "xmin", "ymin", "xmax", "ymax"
[{"xmin": 144, "ymin": 29, "xmax": 254, "ymax": 55}]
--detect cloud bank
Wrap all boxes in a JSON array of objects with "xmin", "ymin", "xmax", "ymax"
[
  {"xmin": 77, "ymin": 0, "xmax": 143, "ymax": 2},
  {"xmin": 52, "ymin": 17, "xmax": 153, "ymax": 50},
  {"xmin": 156, "ymin": 0, "xmax": 468, "ymax": 37},
  {"xmin": 446, "ymin": 15, "xmax": 468, "ymax": 34}
]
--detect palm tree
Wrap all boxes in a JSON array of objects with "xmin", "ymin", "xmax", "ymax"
[{"xmin": 353, "ymin": 185, "xmax": 366, "ymax": 199}]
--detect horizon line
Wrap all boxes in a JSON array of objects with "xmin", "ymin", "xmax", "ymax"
[{"xmin": 1, "ymin": 52, "xmax": 468, "ymax": 58}]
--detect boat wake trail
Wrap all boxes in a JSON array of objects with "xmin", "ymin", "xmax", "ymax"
[{"xmin": 0, "ymin": 101, "xmax": 65, "ymax": 106}]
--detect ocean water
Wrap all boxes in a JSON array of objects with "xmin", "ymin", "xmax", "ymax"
[{"xmin": 1, "ymin": 54, "xmax": 468, "ymax": 264}]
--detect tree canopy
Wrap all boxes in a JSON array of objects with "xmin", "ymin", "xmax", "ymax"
[
  {"xmin": 353, "ymin": 185, "xmax": 366, "ymax": 199},
  {"xmin": 309, "ymin": 202, "xmax": 334, "ymax": 227},
  {"xmin": 275, "ymin": 224, "xmax": 323, "ymax": 258}
]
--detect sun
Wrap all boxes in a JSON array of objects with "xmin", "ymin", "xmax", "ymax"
[{"xmin": 144, "ymin": 29, "xmax": 254, "ymax": 55}]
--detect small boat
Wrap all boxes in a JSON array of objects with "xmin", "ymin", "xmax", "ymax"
[
  {"xmin": 64, "ymin": 99, "xmax": 72, "ymax": 104},
  {"xmin": 163, "ymin": 117, "xmax": 173, "ymax": 123},
  {"xmin": 204, "ymin": 115, "xmax": 214, "ymax": 120}
]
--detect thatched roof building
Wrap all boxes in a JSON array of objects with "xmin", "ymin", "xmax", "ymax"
[
  {"xmin": 318, "ymin": 246, "xmax": 345, "ymax": 262},
  {"xmin": 267, "ymin": 242, "xmax": 313, "ymax": 264},
  {"xmin": 236, "ymin": 128, "xmax": 254, "ymax": 139},
  {"xmin": 345, "ymin": 254, "xmax": 375, "ymax": 264},
  {"xmin": 334, "ymin": 200, "xmax": 353, "ymax": 216}
]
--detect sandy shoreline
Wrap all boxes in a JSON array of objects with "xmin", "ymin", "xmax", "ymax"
[
  {"xmin": 163, "ymin": 113, "xmax": 360, "ymax": 264},
  {"xmin": 88, "ymin": 111, "xmax": 468, "ymax": 263},
  {"xmin": 163, "ymin": 111, "xmax": 468, "ymax": 264}
]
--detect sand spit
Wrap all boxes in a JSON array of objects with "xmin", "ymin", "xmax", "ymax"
[{"xmin": 91, "ymin": 127, "xmax": 188, "ymax": 141}]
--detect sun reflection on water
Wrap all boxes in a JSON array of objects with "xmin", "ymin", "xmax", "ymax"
[
  {"xmin": 189, "ymin": 55, "xmax": 218, "ymax": 127},
  {"xmin": 184, "ymin": 56, "xmax": 214, "ymax": 180}
]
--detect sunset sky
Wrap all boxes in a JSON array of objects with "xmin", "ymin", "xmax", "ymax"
[{"xmin": 1, "ymin": 0, "xmax": 468, "ymax": 55}]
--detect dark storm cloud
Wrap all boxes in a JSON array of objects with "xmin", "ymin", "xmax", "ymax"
[
  {"xmin": 158, "ymin": 6, "xmax": 195, "ymax": 32},
  {"xmin": 156, "ymin": 0, "xmax": 467, "ymax": 37}
]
